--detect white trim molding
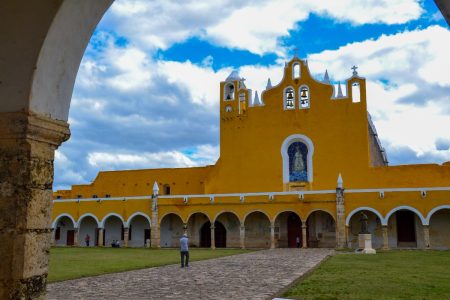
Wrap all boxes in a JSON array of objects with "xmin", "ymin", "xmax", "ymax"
[
  {"xmin": 345, "ymin": 207, "xmax": 385, "ymax": 226},
  {"xmin": 281, "ymin": 134, "xmax": 314, "ymax": 183},
  {"xmin": 52, "ymin": 213, "xmax": 77, "ymax": 229},
  {"xmin": 76, "ymin": 213, "xmax": 100, "ymax": 228},
  {"xmin": 125, "ymin": 212, "xmax": 152, "ymax": 228},
  {"xmin": 425, "ymin": 205, "xmax": 450, "ymax": 225},
  {"xmin": 100, "ymin": 212, "xmax": 126, "ymax": 228},
  {"xmin": 385, "ymin": 205, "xmax": 427, "ymax": 226}
]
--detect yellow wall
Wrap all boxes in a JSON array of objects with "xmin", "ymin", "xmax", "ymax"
[{"xmin": 52, "ymin": 57, "xmax": 450, "ymax": 236}]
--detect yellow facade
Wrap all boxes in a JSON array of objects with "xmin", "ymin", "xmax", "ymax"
[{"xmin": 53, "ymin": 57, "xmax": 450, "ymax": 250}]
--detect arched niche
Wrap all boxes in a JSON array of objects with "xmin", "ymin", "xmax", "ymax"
[{"xmin": 281, "ymin": 134, "xmax": 314, "ymax": 183}]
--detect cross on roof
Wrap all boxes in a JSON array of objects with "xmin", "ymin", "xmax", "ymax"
[{"xmin": 352, "ymin": 65, "xmax": 358, "ymax": 75}]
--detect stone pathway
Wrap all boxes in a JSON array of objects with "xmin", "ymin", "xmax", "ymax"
[{"xmin": 47, "ymin": 248, "xmax": 333, "ymax": 300}]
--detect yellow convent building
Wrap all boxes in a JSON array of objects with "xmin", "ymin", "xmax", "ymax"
[{"xmin": 53, "ymin": 57, "xmax": 450, "ymax": 250}]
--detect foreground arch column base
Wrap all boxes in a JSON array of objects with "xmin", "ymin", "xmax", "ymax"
[{"xmin": 0, "ymin": 112, "xmax": 69, "ymax": 299}]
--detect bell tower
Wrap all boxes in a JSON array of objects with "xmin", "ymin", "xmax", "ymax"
[{"xmin": 220, "ymin": 70, "xmax": 250, "ymax": 118}]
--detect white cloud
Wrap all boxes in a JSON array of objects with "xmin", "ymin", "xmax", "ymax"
[{"xmin": 103, "ymin": 0, "xmax": 423, "ymax": 55}]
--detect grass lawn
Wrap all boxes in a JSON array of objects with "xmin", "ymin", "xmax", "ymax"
[
  {"xmin": 48, "ymin": 247, "xmax": 252, "ymax": 283},
  {"xmin": 283, "ymin": 250, "xmax": 450, "ymax": 300}
]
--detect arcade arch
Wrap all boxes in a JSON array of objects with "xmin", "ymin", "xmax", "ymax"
[
  {"xmin": 273, "ymin": 211, "xmax": 302, "ymax": 248},
  {"xmin": 160, "ymin": 213, "xmax": 184, "ymax": 248},
  {"xmin": 306, "ymin": 210, "xmax": 336, "ymax": 248},
  {"xmin": 53, "ymin": 215, "xmax": 76, "ymax": 246},
  {"xmin": 244, "ymin": 211, "xmax": 271, "ymax": 248}
]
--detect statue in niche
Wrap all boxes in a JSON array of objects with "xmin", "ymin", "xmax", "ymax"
[
  {"xmin": 288, "ymin": 142, "xmax": 308, "ymax": 182},
  {"xmin": 293, "ymin": 145, "xmax": 305, "ymax": 172}
]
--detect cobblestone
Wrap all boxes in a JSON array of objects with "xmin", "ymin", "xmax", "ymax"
[{"xmin": 47, "ymin": 248, "xmax": 333, "ymax": 300}]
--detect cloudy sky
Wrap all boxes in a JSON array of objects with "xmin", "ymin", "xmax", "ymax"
[{"xmin": 54, "ymin": 0, "xmax": 450, "ymax": 191}]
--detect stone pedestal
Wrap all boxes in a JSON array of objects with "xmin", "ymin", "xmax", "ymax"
[
  {"xmin": 0, "ymin": 112, "xmax": 69, "ymax": 299},
  {"xmin": 358, "ymin": 234, "xmax": 376, "ymax": 254}
]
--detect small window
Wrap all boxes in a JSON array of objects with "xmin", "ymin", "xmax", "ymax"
[
  {"xmin": 293, "ymin": 63, "xmax": 300, "ymax": 79},
  {"xmin": 105, "ymin": 194, "xmax": 111, "ymax": 198},
  {"xmin": 225, "ymin": 105, "xmax": 232, "ymax": 112},
  {"xmin": 284, "ymin": 87, "xmax": 295, "ymax": 110},
  {"xmin": 56, "ymin": 195, "xmax": 62, "ymax": 199},
  {"xmin": 299, "ymin": 86, "xmax": 310, "ymax": 109},
  {"xmin": 92, "ymin": 195, "xmax": 98, "ymax": 198},
  {"xmin": 163, "ymin": 184, "xmax": 171, "ymax": 195},
  {"xmin": 352, "ymin": 82, "xmax": 361, "ymax": 103},
  {"xmin": 76, "ymin": 195, "xmax": 82, "ymax": 199},
  {"xmin": 224, "ymin": 83, "xmax": 235, "ymax": 101}
]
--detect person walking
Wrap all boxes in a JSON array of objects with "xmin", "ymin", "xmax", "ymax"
[
  {"xmin": 180, "ymin": 233, "xmax": 189, "ymax": 268},
  {"xmin": 85, "ymin": 234, "xmax": 90, "ymax": 247}
]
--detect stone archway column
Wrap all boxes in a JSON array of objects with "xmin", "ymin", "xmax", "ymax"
[
  {"xmin": 345, "ymin": 225, "xmax": 351, "ymax": 248},
  {"xmin": 270, "ymin": 223, "xmax": 275, "ymax": 249},
  {"xmin": 423, "ymin": 225, "xmax": 430, "ymax": 249},
  {"xmin": 0, "ymin": 112, "xmax": 69, "ymax": 299},
  {"xmin": 123, "ymin": 227, "xmax": 129, "ymax": 247},
  {"xmin": 302, "ymin": 224, "xmax": 308, "ymax": 248},
  {"xmin": 73, "ymin": 228, "xmax": 79, "ymax": 246},
  {"xmin": 210, "ymin": 225, "xmax": 216, "ymax": 249},
  {"xmin": 240, "ymin": 223, "xmax": 245, "ymax": 249},
  {"xmin": 97, "ymin": 228, "xmax": 104, "ymax": 247},
  {"xmin": 382, "ymin": 225, "xmax": 389, "ymax": 250},
  {"xmin": 335, "ymin": 186, "xmax": 346, "ymax": 248}
]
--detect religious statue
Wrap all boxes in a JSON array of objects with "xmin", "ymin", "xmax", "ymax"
[
  {"xmin": 293, "ymin": 145, "xmax": 305, "ymax": 172},
  {"xmin": 359, "ymin": 212, "xmax": 369, "ymax": 234}
]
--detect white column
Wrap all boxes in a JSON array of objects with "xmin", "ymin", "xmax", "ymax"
[
  {"xmin": 98, "ymin": 228, "xmax": 104, "ymax": 247},
  {"xmin": 302, "ymin": 224, "xmax": 308, "ymax": 248},
  {"xmin": 211, "ymin": 225, "xmax": 216, "ymax": 249},
  {"xmin": 123, "ymin": 227, "xmax": 129, "ymax": 247},
  {"xmin": 382, "ymin": 225, "xmax": 389, "ymax": 250},
  {"xmin": 270, "ymin": 223, "xmax": 275, "ymax": 249},
  {"xmin": 73, "ymin": 228, "xmax": 79, "ymax": 246},
  {"xmin": 240, "ymin": 223, "xmax": 245, "ymax": 249},
  {"xmin": 423, "ymin": 225, "xmax": 430, "ymax": 249}
]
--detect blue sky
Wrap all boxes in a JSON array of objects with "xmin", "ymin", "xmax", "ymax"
[{"xmin": 54, "ymin": 0, "xmax": 450, "ymax": 190}]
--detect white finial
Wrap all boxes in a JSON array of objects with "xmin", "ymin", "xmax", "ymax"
[
  {"xmin": 152, "ymin": 181, "xmax": 159, "ymax": 195},
  {"xmin": 323, "ymin": 70, "xmax": 330, "ymax": 83},
  {"xmin": 337, "ymin": 173, "xmax": 343, "ymax": 188},
  {"xmin": 337, "ymin": 81, "xmax": 343, "ymax": 98},
  {"xmin": 266, "ymin": 78, "xmax": 272, "ymax": 89},
  {"xmin": 254, "ymin": 91, "xmax": 261, "ymax": 106},
  {"xmin": 226, "ymin": 70, "xmax": 241, "ymax": 81}
]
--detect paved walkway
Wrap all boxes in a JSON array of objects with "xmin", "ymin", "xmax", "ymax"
[{"xmin": 47, "ymin": 248, "xmax": 333, "ymax": 300}]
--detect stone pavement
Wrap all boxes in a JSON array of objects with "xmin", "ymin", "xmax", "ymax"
[{"xmin": 47, "ymin": 248, "xmax": 333, "ymax": 300}]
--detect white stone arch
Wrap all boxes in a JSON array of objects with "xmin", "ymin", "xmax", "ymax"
[
  {"xmin": 52, "ymin": 213, "xmax": 77, "ymax": 229},
  {"xmin": 212, "ymin": 210, "xmax": 241, "ymax": 223},
  {"xmin": 159, "ymin": 211, "xmax": 184, "ymax": 224},
  {"xmin": 283, "ymin": 86, "xmax": 296, "ymax": 110},
  {"xmin": 426, "ymin": 205, "xmax": 450, "ymax": 225},
  {"xmin": 298, "ymin": 84, "xmax": 310, "ymax": 109},
  {"xmin": 385, "ymin": 206, "xmax": 426, "ymax": 226},
  {"xmin": 292, "ymin": 62, "xmax": 301, "ymax": 79},
  {"xmin": 306, "ymin": 209, "xmax": 336, "ymax": 223},
  {"xmin": 186, "ymin": 211, "xmax": 212, "ymax": 224},
  {"xmin": 272, "ymin": 210, "xmax": 303, "ymax": 224},
  {"xmin": 243, "ymin": 210, "xmax": 271, "ymax": 224},
  {"xmin": 76, "ymin": 213, "xmax": 100, "ymax": 228},
  {"xmin": 346, "ymin": 207, "xmax": 385, "ymax": 226},
  {"xmin": 281, "ymin": 134, "xmax": 314, "ymax": 183},
  {"xmin": 126, "ymin": 212, "xmax": 151, "ymax": 228},
  {"xmin": 100, "ymin": 212, "xmax": 126, "ymax": 228}
]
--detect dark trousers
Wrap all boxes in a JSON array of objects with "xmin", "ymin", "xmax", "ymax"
[{"xmin": 180, "ymin": 251, "xmax": 189, "ymax": 267}]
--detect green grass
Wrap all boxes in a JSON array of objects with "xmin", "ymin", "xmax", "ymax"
[
  {"xmin": 48, "ymin": 247, "xmax": 252, "ymax": 283},
  {"xmin": 283, "ymin": 250, "xmax": 450, "ymax": 300}
]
